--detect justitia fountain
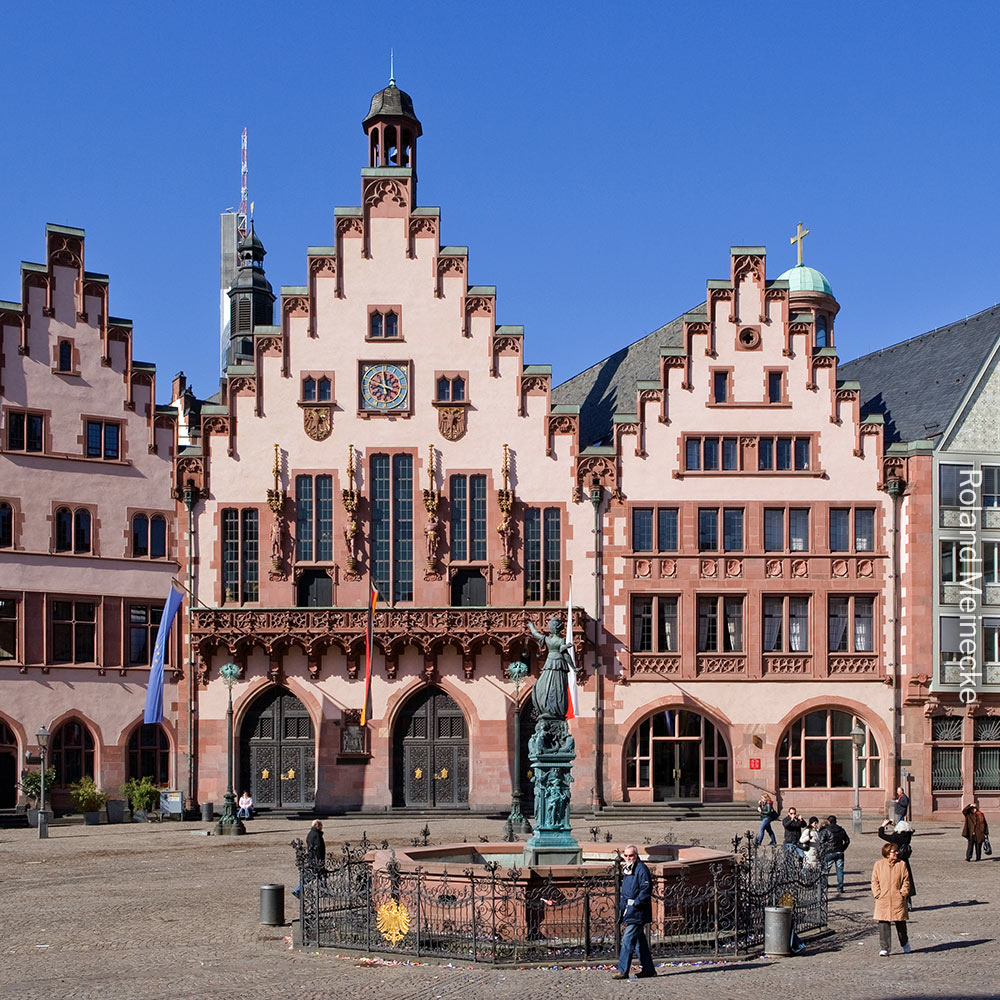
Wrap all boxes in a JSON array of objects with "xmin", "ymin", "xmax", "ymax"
[{"xmin": 523, "ymin": 615, "xmax": 582, "ymax": 865}]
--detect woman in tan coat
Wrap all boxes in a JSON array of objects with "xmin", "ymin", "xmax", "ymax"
[{"xmin": 871, "ymin": 842, "xmax": 912, "ymax": 955}]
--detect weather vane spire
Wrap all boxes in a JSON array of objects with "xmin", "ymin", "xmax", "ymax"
[
  {"xmin": 790, "ymin": 221, "xmax": 810, "ymax": 267},
  {"xmin": 389, "ymin": 48, "xmax": 395, "ymax": 86}
]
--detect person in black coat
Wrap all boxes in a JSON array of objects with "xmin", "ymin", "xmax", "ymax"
[
  {"xmin": 818, "ymin": 814, "xmax": 850, "ymax": 892},
  {"xmin": 782, "ymin": 807, "xmax": 807, "ymax": 856},
  {"xmin": 878, "ymin": 819, "xmax": 916, "ymax": 902},
  {"xmin": 613, "ymin": 845, "xmax": 656, "ymax": 980},
  {"xmin": 293, "ymin": 819, "xmax": 326, "ymax": 897}
]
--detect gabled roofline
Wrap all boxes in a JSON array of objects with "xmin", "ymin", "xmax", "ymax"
[{"xmin": 940, "ymin": 327, "xmax": 1000, "ymax": 449}]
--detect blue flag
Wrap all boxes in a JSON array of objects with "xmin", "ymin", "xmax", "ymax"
[{"xmin": 143, "ymin": 584, "xmax": 184, "ymax": 724}]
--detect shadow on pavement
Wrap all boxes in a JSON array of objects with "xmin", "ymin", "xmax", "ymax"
[
  {"xmin": 912, "ymin": 899, "xmax": 986, "ymax": 912},
  {"xmin": 913, "ymin": 938, "xmax": 992, "ymax": 953}
]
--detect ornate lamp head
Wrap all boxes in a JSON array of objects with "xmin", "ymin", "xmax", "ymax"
[
  {"xmin": 506, "ymin": 658, "xmax": 529, "ymax": 683},
  {"xmin": 220, "ymin": 661, "xmax": 240, "ymax": 689}
]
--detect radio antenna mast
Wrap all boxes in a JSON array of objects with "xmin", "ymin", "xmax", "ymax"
[{"xmin": 237, "ymin": 128, "xmax": 248, "ymax": 240}]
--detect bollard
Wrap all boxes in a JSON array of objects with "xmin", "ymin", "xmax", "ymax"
[
  {"xmin": 260, "ymin": 884, "xmax": 285, "ymax": 926},
  {"xmin": 763, "ymin": 905, "xmax": 793, "ymax": 956},
  {"xmin": 201, "ymin": 802, "xmax": 214, "ymax": 822}
]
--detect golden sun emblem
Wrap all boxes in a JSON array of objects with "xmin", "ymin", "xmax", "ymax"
[{"xmin": 376, "ymin": 898, "xmax": 410, "ymax": 946}]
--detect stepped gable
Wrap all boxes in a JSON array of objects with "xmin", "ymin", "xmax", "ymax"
[
  {"xmin": 839, "ymin": 304, "xmax": 1000, "ymax": 444},
  {"xmin": 552, "ymin": 311, "xmax": 688, "ymax": 448}
]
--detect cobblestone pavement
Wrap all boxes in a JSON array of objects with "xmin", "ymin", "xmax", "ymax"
[{"xmin": 0, "ymin": 813, "xmax": 994, "ymax": 999}]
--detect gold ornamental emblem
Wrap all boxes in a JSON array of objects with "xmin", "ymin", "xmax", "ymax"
[{"xmin": 376, "ymin": 898, "xmax": 410, "ymax": 946}]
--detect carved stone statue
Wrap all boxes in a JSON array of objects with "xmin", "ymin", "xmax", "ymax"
[
  {"xmin": 528, "ymin": 615, "xmax": 571, "ymax": 720},
  {"xmin": 424, "ymin": 513, "xmax": 441, "ymax": 562},
  {"xmin": 270, "ymin": 516, "xmax": 282, "ymax": 563}
]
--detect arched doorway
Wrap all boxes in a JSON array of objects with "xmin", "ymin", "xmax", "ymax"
[
  {"xmin": 393, "ymin": 687, "xmax": 469, "ymax": 807},
  {"xmin": 624, "ymin": 708, "xmax": 730, "ymax": 802},
  {"xmin": 0, "ymin": 720, "xmax": 17, "ymax": 808},
  {"xmin": 239, "ymin": 687, "xmax": 315, "ymax": 810}
]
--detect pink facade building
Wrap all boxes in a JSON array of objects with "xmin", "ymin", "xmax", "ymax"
[
  {"xmin": 4, "ymin": 83, "xmax": 997, "ymax": 823},
  {"xmin": 0, "ymin": 226, "xmax": 178, "ymax": 810}
]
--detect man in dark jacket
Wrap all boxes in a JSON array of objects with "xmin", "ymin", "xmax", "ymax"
[
  {"xmin": 292, "ymin": 819, "xmax": 326, "ymax": 898},
  {"xmin": 819, "ymin": 814, "xmax": 850, "ymax": 892},
  {"xmin": 782, "ymin": 807, "xmax": 807, "ymax": 856},
  {"xmin": 613, "ymin": 845, "xmax": 656, "ymax": 980}
]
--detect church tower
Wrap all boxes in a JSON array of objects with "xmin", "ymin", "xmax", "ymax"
[
  {"xmin": 225, "ymin": 222, "xmax": 275, "ymax": 367},
  {"xmin": 362, "ymin": 73, "xmax": 422, "ymax": 199}
]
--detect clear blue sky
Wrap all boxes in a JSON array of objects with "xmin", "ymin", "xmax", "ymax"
[{"xmin": 2, "ymin": 2, "xmax": 998, "ymax": 400}]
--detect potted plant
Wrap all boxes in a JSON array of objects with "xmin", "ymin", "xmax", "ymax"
[
  {"xmin": 69, "ymin": 776, "xmax": 108, "ymax": 824},
  {"xmin": 19, "ymin": 767, "xmax": 55, "ymax": 828},
  {"xmin": 122, "ymin": 776, "xmax": 160, "ymax": 822}
]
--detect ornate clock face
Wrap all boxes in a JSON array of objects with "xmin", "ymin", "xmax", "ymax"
[{"xmin": 360, "ymin": 363, "xmax": 409, "ymax": 411}]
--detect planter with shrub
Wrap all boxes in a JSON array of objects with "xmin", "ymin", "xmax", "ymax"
[{"xmin": 69, "ymin": 776, "xmax": 108, "ymax": 824}]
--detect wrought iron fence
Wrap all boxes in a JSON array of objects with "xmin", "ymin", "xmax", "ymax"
[{"xmin": 291, "ymin": 831, "xmax": 828, "ymax": 964}]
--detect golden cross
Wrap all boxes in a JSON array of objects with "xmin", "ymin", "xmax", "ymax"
[{"xmin": 790, "ymin": 221, "xmax": 810, "ymax": 267}]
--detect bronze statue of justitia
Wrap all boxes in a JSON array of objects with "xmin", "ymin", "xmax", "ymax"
[{"xmin": 528, "ymin": 615, "xmax": 572, "ymax": 719}]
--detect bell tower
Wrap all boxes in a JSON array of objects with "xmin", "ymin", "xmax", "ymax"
[{"xmin": 362, "ymin": 71, "xmax": 422, "ymax": 197}]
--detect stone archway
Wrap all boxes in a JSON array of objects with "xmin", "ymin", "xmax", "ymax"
[
  {"xmin": 0, "ymin": 719, "xmax": 16, "ymax": 809},
  {"xmin": 392, "ymin": 687, "xmax": 469, "ymax": 808},
  {"xmin": 239, "ymin": 687, "xmax": 315, "ymax": 810}
]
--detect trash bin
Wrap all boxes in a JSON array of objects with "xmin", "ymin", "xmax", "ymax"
[
  {"xmin": 201, "ymin": 802, "xmax": 214, "ymax": 822},
  {"xmin": 261, "ymin": 884, "xmax": 285, "ymax": 926},
  {"xmin": 763, "ymin": 905, "xmax": 793, "ymax": 956}
]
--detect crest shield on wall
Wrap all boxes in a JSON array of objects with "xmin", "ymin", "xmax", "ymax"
[
  {"xmin": 303, "ymin": 407, "xmax": 333, "ymax": 441},
  {"xmin": 438, "ymin": 406, "xmax": 467, "ymax": 441}
]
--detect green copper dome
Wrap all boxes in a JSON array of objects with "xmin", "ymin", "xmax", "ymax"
[{"xmin": 776, "ymin": 264, "xmax": 833, "ymax": 296}]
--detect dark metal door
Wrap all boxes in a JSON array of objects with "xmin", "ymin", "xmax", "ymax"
[
  {"xmin": 241, "ymin": 688, "xmax": 315, "ymax": 809},
  {"xmin": 451, "ymin": 569, "xmax": 486, "ymax": 606},
  {"xmin": 395, "ymin": 688, "xmax": 469, "ymax": 807}
]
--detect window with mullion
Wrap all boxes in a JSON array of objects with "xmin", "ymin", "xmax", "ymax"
[
  {"xmin": 829, "ymin": 509, "xmax": 850, "ymax": 551},
  {"xmin": 524, "ymin": 507, "xmax": 541, "ymax": 601},
  {"xmin": 392, "ymin": 453, "xmax": 413, "ymax": 603},
  {"xmin": 470, "ymin": 474, "xmax": 487, "ymax": 561},
  {"xmin": 0, "ymin": 598, "xmax": 17, "ymax": 660},
  {"xmin": 371, "ymin": 455, "xmax": 391, "ymax": 599},
  {"xmin": 985, "ymin": 467, "xmax": 1000, "ymax": 508},
  {"xmin": 449, "ymin": 475, "xmax": 468, "ymax": 561},
  {"xmin": 543, "ymin": 507, "xmax": 561, "ymax": 602},
  {"xmin": 940, "ymin": 465, "xmax": 972, "ymax": 507},
  {"xmin": 789, "ymin": 509, "xmax": 809, "ymax": 551},
  {"xmin": 241, "ymin": 509, "xmax": 259, "ymax": 602},
  {"xmin": 698, "ymin": 596, "xmax": 742, "ymax": 652},
  {"xmin": 630, "ymin": 595, "xmax": 681, "ymax": 653},
  {"xmin": 128, "ymin": 603, "xmax": 164, "ymax": 666},
  {"xmin": 51, "ymin": 600, "xmax": 96, "ymax": 663},
  {"xmin": 316, "ymin": 476, "xmax": 333, "ymax": 561},
  {"xmin": 854, "ymin": 508, "xmax": 875, "ymax": 551},
  {"xmin": 764, "ymin": 509, "xmax": 784, "ymax": 552},
  {"xmin": 222, "ymin": 509, "xmax": 240, "ymax": 602},
  {"xmin": 295, "ymin": 476, "xmax": 314, "ymax": 561},
  {"xmin": 632, "ymin": 508, "xmax": 654, "ymax": 551}
]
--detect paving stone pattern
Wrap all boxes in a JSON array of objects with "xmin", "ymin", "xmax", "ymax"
[{"xmin": 0, "ymin": 815, "xmax": 994, "ymax": 999}]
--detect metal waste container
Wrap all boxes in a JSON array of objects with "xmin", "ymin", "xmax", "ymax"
[
  {"xmin": 201, "ymin": 802, "xmax": 214, "ymax": 822},
  {"xmin": 261, "ymin": 884, "xmax": 285, "ymax": 926},
  {"xmin": 763, "ymin": 905, "xmax": 793, "ymax": 956}
]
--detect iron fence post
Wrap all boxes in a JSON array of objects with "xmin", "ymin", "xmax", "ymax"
[
  {"xmin": 491, "ymin": 868, "xmax": 498, "ymax": 964},
  {"xmin": 415, "ymin": 873, "xmax": 422, "ymax": 957},
  {"xmin": 470, "ymin": 872, "xmax": 478, "ymax": 963},
  {"xmin": 584, "ymin": 883, "xmax": 591, "ymax": 959},
  {"xmin": 366, "ymin": 863, "xmax": 372, "ymax": 953},
  {"xmin": 613, "ymin": 858, "xmax": 622, "ymax": 956},
  {"xmin": 712, "ymin": 869, "xmax": 719, "ymax": 957}
]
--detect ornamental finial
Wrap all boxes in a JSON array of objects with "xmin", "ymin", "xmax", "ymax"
[{"xmin": 790, "ymin": 221, "xmax": 810, "ymax": 267}]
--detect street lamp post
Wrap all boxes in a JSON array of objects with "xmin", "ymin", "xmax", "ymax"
[
  {"xmin": 36, "ymin": 724, "xmax": 50, "ymax": 840},
  {"xmin": 504, "ymin": 655, "xmax": 532, "ymax": 838},
  {"xmin": 216, "ymin": 662, "xmax": 246, "ymax": 836},
  {"xmin": 850, "ymin": 722, "xmax": 866, "ymax": 834}
]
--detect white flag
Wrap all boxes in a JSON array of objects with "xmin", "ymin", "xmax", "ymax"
[{"xmin": 566, "ymin": 580, "xmax": 579, "ymax": 720}]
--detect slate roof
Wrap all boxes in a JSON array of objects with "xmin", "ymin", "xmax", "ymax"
[
  {"xmin": 552, "ymin": 309, "xmax": 690, "ymax": 447},
  {"xmin": 839, "ymin": 304, "xmax": 1000, "ymax": 444}
]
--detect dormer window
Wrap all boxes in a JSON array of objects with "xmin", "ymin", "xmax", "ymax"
[{"xmin": 368, "ymin": 307, "xmax": 401, "ymax": 340}]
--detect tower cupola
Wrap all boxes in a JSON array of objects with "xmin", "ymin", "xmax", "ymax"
[
  {"xmin": 363, "ymin": 72, "xmax": 422, "ymax": 172},
  {"xmin": 226, "ymin": 221, "xmax": 275, "ymax": 367},
  {"xmin": 776, "ymin": 222, "xmax": 839, "ymax": 349}
]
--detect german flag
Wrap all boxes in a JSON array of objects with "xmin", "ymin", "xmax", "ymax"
[{"xmin": 360, "ymin": 580, "xmax": 379, "ymax": 726}]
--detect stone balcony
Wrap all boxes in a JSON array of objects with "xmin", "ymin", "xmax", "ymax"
[{"xmin": 190, "ymin": 604, "xmax": 589, "ymax": 681}]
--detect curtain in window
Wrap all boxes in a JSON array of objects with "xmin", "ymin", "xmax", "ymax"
[
  {"xmin": 828, "ymin": 599, "xmax": 848, "ymax": 651},
  {"xmin": 763, "ymin": 598, "xmax": 782, "ymax": 652},
  {"xmin": 724, "ymin": 598, "xmax": 742, "ymax": 652},
  {"xmin": 789, "ymin": 598, "xmax": 808, "ymax": 651},
  {"xmin": 697, "ymin": 602, "xmax": 711, "ymax": 651},
  {"xmin": 854, "ymin": 599, "xmax": 873, "ymax": 652}
]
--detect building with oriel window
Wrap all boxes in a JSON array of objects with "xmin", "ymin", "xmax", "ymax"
[{"xmin": 0, "ymin": 226, "xmax": 178, "ymax": 811}]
